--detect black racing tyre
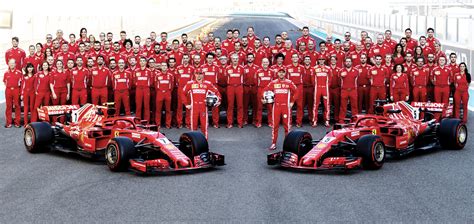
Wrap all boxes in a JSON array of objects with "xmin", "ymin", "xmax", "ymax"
[
  {"xmin": 438, "ymin": 118, "xmax": 467, "ymax": 150},
  {"xmin": 24, "ymin": 122, "xmax": 54, "ymax": 153},
  {"xmin": 282, "ymin": 130, "xmax": 313, "ymax": 158},
  {"xmin": 357, "ymin": 135, "xmax": 385, "ymax": 170},
  {"xmin": 106, "ymin": 137, "xmax": 136, "ymax": 172},
  {"xmin": 179, "ymin": 132, "xmax": 209, "ymax": 161}
]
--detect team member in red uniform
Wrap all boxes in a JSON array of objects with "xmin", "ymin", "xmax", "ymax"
[
  {"xmin": 302, "ymin": 56, "xmax": 315, "ymax": 121},
  {"xmin": 225, "ymin": 54, "xmax": 245, "ymax": 128},
  {"xmin": 425, "ymin": 53, "xmax": 437, "ymax": 101},
  {"xmin": 32, "ymin": 62, "xmax": 52, "ymax": 122},
  {"xmin": 155, "ymin": 62, "xmax": 174, "ymax": 128},
  {"xmin": 404, "ymin": 28, "xmax": 419, "ymax": 52},
  {"xmin": 22, "ymin": 63, "xmax": 36, "ymax": 125},
  {"xmin": 229, "ymin": 42, "xmax": 246, "ymax": 65},
  {"xmin": 339, "ymin": 58, "xmax": 359, "ymax": 122},
  {"xmin": 246, "ymin": 26, "xmax": 258, "ymax": 49},
  {"xmin": 296, "ymin": 26, "xmax": 315, "ymax": 50},
  {"xmin": 329, "ymin": 39, "xmax": 345, "ymax": 68},
  {"xmin": 253, "ymin": 39, "xmax": 267, "ymax": 66},
  {"xmin": 328, "ymin": 56, "xmax": 341, "ymax": 120},
  {"xmin": 5, "ymin": 37, "xmax": 26, "ymax": 70},
  {"xmin": 426, "ymin": 28, "xmax": 439, "ymax": 49},
  {"xmin": 286, "ymin": 53, "xmax": 305, "ymax": 127},
  {"xmin": 50, "ymin": 60, "xmax": 70, "ymax": 105},
  {"xmin": 390, "ymin": 64, "xmax": 410, "ymax": 102},
  {"xmin": 168, "ymin": 40, "xmax": 184, "ymax": 66},
  {"xmin": 243, "ymin": 53, "xmax": 260, "ymax": 125},
  {"xmin": 113, "ymin": 59, "xmax": 131, "ymax": 116},
  {"xmin": 70, "ymin": 57, "xmax": 89, "ymax": 105},
  {"xmin": 343, "ymin": 32, "xmax": 356, "ymax": 52},
  {"xmin": 222, "ymin": 30, "xmax": 235, "ymax": 53},
  {"xmin": 369, "ymin": 34, "xmax": 391, "ymax": 65},
  {"xmin": 134, "ymin": 57, "xmax": 153, "ymax": 121},
  {"xmin": 182, "ymin": 71, "xmax": 221, "ymax": 139},
  {"xmin": 368, "ymin": 55, "xmax": 389, "ymax": 113},
  {"xmin": 280, "ymin": 40, "xmax": 298, "ymax": 66},
  {"xmin": 355, "ymin": 54, "xmax": 371, "ymax": 113},
  {"xmin": 270, "ymin": 53, "xmax": 285, "ymax": 77},
  {"xmin": 411, "ymin": 57, "xmax": 430, "ymax": 102},
  {"xmin": 384, "ymin": 30, "xmax": 398, "ymax": 52},
  {"xmin": 3, "ymin": 59, "xmax": 22, "ymax": 127},
  {"xmin": 56, "ymin": 43, "xmax": 76, "ymax": 64},
  {"xmin": 255, "ymin": 58, "xmax": 274, "ymax": 127},
  {"xmin": 432, "ymin": 56, "xmax": 452, "ymax": 105},
  {"xmin": 447, "ymin": 53, "xmax": 460, "ymax": 75},
  {"xmin": 24, "ymin": 45, "xmax": 41, "ymax": 70},
  {"xmin": 200, "ymin": 53, "xmax": 221, "ymax": 127},
  {"xmin": 304, "ymin": 41, "xmax": 319, "ymax": 66},
  {"xmin": 90, "ymin": 56, "xmax": 110, "ymax": 105},
  {"xmin": 392, "ymin": 44, "xmax": 406, "ymax": 65},
  {"xmin": 312, "ymin": 56, "xmax": 332, "ymax": 127},
  {"xmin": 264, "ymin": 69, "xmax": 298, "ymax": 150},
  {"xmin": 453, "ymin": 63, "xmax": 470, "ymax": 123},
  {"xmin": 175, "ymin": 54, "xmax": 194, "ymax": 128}
]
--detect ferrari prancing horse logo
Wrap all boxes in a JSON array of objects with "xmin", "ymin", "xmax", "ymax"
[{"xmin": 372, "ymin": 129, "xmax": 377, "ymax": 135}]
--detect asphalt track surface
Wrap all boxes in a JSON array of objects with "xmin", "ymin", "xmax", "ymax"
[{"xmin": 1, "ymin": 17, "xmax": 473, "ymax": 223}]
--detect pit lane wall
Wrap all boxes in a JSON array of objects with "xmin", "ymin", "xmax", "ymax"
[
  {"xmin": 288, "ymin": 14, "xmax": 474, "ymax": 111},
  {"xmin": 0, "ymin": 15, "xmax": 215, "ymax": 103}
]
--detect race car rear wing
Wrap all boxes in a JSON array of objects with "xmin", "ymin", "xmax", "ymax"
[
  {"xmin": 411, "ymin": 102, "xmax": 453, "ymax": 119},
  {"xmin": 37, "ymin": 105, "xmax": 81, "ymax": 122}
]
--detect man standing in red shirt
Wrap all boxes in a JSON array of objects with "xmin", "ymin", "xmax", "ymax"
[
  {"xmin": 183, "ymin": 71, "xmax": 221, "ymax": 139},
  {"xmin": 355, "ymin": 54, "xmax": 371, "ymax": 113},
  {"xmin": 264, "ymin": 69, "xmax": 298, "ymax": 150},
  {"xmin": 134, "ymin": 57, "xmax": 153, "ymax": 121},
  {"xmin": 255, "ymin": 58, "xmax": 274, "ymax": 128},
  {"xmin": 302, "ymin": 56, "xmax": 315, "ymax": 122},
  {"xmin": 426, "ymin": 28, "xmax": 439, "ymax": 50},
  {"xmin": 328, "ymin": 56, "xmax": 341, "ymax": 120},
  {"xmin": 368, "ymin": 55, "xmax": 389, "ymax": 113},
  {"xmin": 411, "ymin": 57, "xmax": 430, "ymax": 102},
  {"xmin": 286, "ymin": 53, "xmax": 305, "ymax": 127},
  {"xmin": 90, "ymin": 56, "xmax": 110, "ymax": 105},
  {"xmin": 339, "ymin": 58, "xmax": 359, "ymax": 122},
  {"xmin": 280, "ymin": 40, "xmax": 299, "ymax": 66},
  {"xmin": 222, "ymin": 30, "xmax": 235, "ymax": 53},
  {"xmin": 369, "ymin": 34, "xmax": 391, "ymax": 65},
  {"xmin": 3, "ymin": 59, "xmax": 22, "ymax": 127},
  {"xmin": 329, "ymin": 39, "xmax": 345, "ymax": 68},
  {"xmin": 155, "ymin": 62, "xmax": 174, "ymax": 128},
  {"xmin": 404, "ymin": 28, "xmax": 419, "ymax": 52},
  {"xmin": 200, "ymin": 53, "xmax": 221, "ymax": 128},
  {"xmin": 70, "ymin": 57, "xmax": 89, "ymax": 105},
  {"xmin": 384, "ymin": 30, "xmax": 398, "ymax": 52},
  {"xmin": 5, "ymin": 37, "xmax": 26, "ymax": 70},
  {"xmin": 270, "ymin": 34, "xmax": 284, "ymax": 62},
  {"xmin": 175, "ymin": 55, "xmax": 194, "ymax": 128},
  {"xmin": 243, "ymin": 53, "xmax": 260, "ymax": 125},
  {"xmin": 50, "ymin": 60, "xmax": 70, "ymax": 105},
  {"xmin": 113, "ymin": 59, "xmax": 131, "ymax": 116},
  {"xmin": 296, "ymin": 26, "xmax": 315, "ymax": 50},
  {"xmin": 225, "ymin": 53, "xmax": 245, "ymax": 128},
  {"xmin": 431, "ymin": 56, "xmax": 452, "ymax": 104},
  {"xmin": 312, "ymin": 56, "xmax": 331, "ymax": 127}
]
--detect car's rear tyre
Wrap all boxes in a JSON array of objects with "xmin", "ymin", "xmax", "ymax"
[
  {"xmin": 357, "ymin": 135, "xmax": 385, "ymax": 170},
  {"xmin": 24, "ymin": 122, "xmax": 53, "ymax": 153},
  {"xmin": 283, "ymin": 130, "xmax": 313, "ymax": 158},
  {"xmin": 438, "ymin": 118, "xmax": 467, "ymax": 150},
  {"xmin": 106, "ymin": 137, "xmax": 136, "ymax": 172},
  {"xmin": 179, "ymin": 132, "xmax": 209, "ymax": 161}
]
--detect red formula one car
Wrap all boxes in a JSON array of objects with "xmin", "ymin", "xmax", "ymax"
[
  {"xmin": 24, "ymin": 103, "xmax": 225, "ymax": 173},
  {"xmin": 268, "ymin": 101, "xmax": 467, "ymax": 171}
]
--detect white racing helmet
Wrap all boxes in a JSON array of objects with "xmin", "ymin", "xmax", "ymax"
[
  {"xmin": 262, "ymin": 91, "xmax": 275, "ymax": 104},
  {"xmin": 206, "ymin": 92, "xmax": 219, "ymax": 107}
]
